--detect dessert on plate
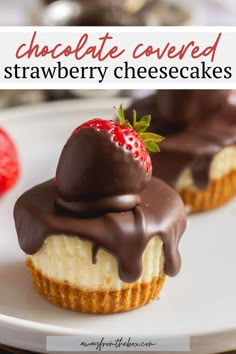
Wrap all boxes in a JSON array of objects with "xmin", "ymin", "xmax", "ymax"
[
  {"xmin": 14, "ymin": 106, "xmax": 186, "ymax": 313},
  {"xmin": 125, "ymin": 90, "xmax": 236, "ymax": 212}
]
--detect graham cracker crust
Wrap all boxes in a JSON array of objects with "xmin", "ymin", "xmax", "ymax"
[
  {"xmin": 26, "ymin": 258, "xmax": 166, "ymax": 314},
  {"xmin": 180, "ymin": 169, "xmax": 236, "ymax": 213}
]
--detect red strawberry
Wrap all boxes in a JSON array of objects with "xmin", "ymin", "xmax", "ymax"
[
  {"xmin": 0, "ymin": 128, "xmax": 20, "ymax": 196},
  {"xmin": 72, "ymin": 105, "xmax": 164, "ymax": 174}
]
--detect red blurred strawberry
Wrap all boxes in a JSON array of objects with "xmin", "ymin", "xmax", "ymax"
[
  {"xmin": 0, "ymin": 128, "xmax": 20, "ymax": 196},
  {"xmin": 72, "ymin": 105, "xmax": 164, "ymax": 174}
]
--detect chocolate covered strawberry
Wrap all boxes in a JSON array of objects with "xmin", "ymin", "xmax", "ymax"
[
  {"xmin": 56, "ymin": 105, "xmax": 164, "ymax": 215},
  {"xmin": 0, "ymin": 128, "xmax": 20, "ymax": 196}
]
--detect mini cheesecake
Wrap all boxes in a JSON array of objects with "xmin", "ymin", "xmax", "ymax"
[
  {"xmin": 126, "ymin": 90, "xmax": 236, "ymax": 212},
  {"xmin": 14, "ymin": 109, "xmax": 186, "ymax": 313}
]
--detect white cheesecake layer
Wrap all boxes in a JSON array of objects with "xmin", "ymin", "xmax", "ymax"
[
  {"xmin": 176, "ymin": 146, "xmax": 236, "ymax": 192},
  {"xmin": 28, "ymin": 235, "xmax": 164, "ymax": 291}
]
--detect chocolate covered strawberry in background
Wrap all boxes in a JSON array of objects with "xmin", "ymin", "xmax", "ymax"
[{"xmin": 0, "ymin": 128, "xmax": 20, "ymax": 196}]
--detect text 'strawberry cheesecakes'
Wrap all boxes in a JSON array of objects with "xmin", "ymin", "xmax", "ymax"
[
  {"xmin": 125, "ymin": 90, "xmax": 236, "ymax": 212},
  {"xmin": 14, "ymin": 107, "xmax": 186, "ymax": 314}
]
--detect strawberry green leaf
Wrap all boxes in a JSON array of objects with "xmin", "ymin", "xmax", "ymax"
[
  {"xmin": 140, "ymin": 115, "xmax": 151, "ymax": 124},
  {"xmin": 119, "ymin": 104, "xmax": 125, "ymax": 124},
  {"xmin": 134, "ymin": 116, "xmax": 151, "ymax": 132},
  {"xmin": 132, "ymin": 109, "xmax": 137, "ymax": 126},
  {"xmin": 145, "ymin": 141, "xmax": 160, "ymax": 153},
  {"xmin": 133, "ymin": 121, "xmax": 150, "ymax": 133},
  {"xmin": 114, "ymin": 104, "xmax": 165, "ymax": 154},
  {"xmin": 140, "ymin": 132, "xmax": 165, "ymax": 143},
  {"xmin": 114, "ymin": 104, "xmax": 126, "ymax": 125}
]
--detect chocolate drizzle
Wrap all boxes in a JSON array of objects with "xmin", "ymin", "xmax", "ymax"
[
  {"xmin": 14, "ymin": 177, "xmax": 186, "ymax": 283},
  {"xmin": 125, "ymin": 91, "xmax": 236, "ymax": 190},
  {"xmin": 152, "ymin": 132, "xmax": 221, "ymax": 189},
  {"xmin": 92, "ymin": 244, "xmax": 99, "ymax": 264}
]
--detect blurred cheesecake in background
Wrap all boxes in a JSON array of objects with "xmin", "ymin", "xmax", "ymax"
[{"xmin": 125, "ymin": 90, "xmax": 236, "ymax": 213}]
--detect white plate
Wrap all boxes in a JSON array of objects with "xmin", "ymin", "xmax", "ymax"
[{"xmin": 0, "ymin": 99, "xmax": 236, "ymax": 354}]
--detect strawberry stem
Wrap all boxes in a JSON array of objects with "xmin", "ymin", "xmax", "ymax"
[{"xmin": 114, "ymin": 104, "xmax": 165, "ymax": 153}]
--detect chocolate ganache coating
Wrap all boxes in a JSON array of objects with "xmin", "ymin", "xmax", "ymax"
[
  {"xmin": 125, "ymin": 91, "xmax": 235, "ymax": 190},
  {"xmin": 152, "ymin": 132, "xmax": 221, "ymax": 189},
  {"xmin": 14, "ymin": 177, "xmax": 186, "ymax": 283},
  {"xmin": 56, "ymin": 128, "xmax": 151, "ymax": 215}
]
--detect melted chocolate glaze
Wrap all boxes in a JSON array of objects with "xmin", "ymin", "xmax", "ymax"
[
  {"xmin": 56, "ymin": 128, "xmax": 150, "ymax": 215},
  {"xmin": 126, "ymin": 92, "xmax": 236, "ymax": 190},
  {"xmin": 14, "ymin": 177, "xmax": 186, "ymax": 283},
  {"xmin": 92, "ymin": 244, "xmax": 99, "ymax": 264},
  {"xmin": 152, "ymin": 132, "xmax": 221, "ymax": 189}
]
